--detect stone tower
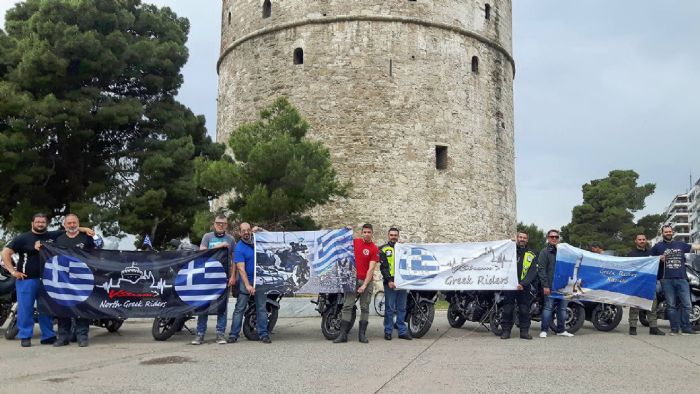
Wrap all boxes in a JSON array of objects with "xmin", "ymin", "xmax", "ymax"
[{"xmin": 217, "ymin": 0, "xmax": 516, "ymax": 242}]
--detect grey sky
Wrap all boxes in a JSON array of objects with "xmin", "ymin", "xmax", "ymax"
[{"xmin": 1, "ymin": 0, "xmax": 699, "ymax": 232}]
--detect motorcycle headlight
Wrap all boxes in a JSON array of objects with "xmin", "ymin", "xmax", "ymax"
[{"xmin": 688, "ymin": 271, "xmax": 700, "ymax": 287}]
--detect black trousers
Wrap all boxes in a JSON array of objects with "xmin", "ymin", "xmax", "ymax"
[{"xmin": 500, "ymin": 290, "xmax": 532, "ymax": 331}]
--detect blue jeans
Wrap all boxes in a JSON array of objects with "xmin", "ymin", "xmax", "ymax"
[
  {"xmin": 541, "ymin": 295, "xmax": 568, "ymax": 333},
  {"xmin": 229, "ymin": 281, "xmax": 269, "ymax": 339},
  {"xmin": 384, "ymin": 287, "xmax": 408, "ymax": 335},
  {"xmin": 16, "ymin": 278, "xmax": 55, "ymax": 340},
  {"xmin": 195, "ymin": 307, "xmax": 227, "ymax": 336},
  {"xmin": 661, "ymin": 278, "xmax": 692, "ymax": 331}
]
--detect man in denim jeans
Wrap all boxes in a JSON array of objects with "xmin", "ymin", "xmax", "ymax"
[
  {"xmin": 191, "ymin": 214, "xmax": 236, "ymax": 345},
  {"xmin": 651, "ymin": 225, "xmax": 700, "ymax": 335},
  {"xmin": 228, "ymin": 223, "xmax": 271, "ymax": 343},
  {"xmin": 379, "ymin": 227, "xmax": 412, "ymax": 341},
  {"xmin": 537, "ymin": 229, "xmax": 574, "ymax": 338}
]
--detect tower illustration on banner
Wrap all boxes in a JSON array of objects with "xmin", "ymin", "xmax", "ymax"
[{"xmin": 216, "ymin": 1, "xmax": 517, "ymax": 242}]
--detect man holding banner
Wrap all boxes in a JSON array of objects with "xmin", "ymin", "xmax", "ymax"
[
  {"xmin": 628, "ymin": 233, "xmax": 664, "ymax": 336},
  {"xmin": 651, "ymin": 225, "xmax": 700, "ymax": 336},
  {"xmin": 500, "ymin": 232, "xmax": 538, "ymax": 340},
  {"xmin": 379, "ymin": 227, "xmax": 411, "ymax": 341},
  {"xmin": 334, "ymin": 223, "xmax": 379, "ymax": 344},
  {"xmin": 537, "ymin": 229, "xmax": 574, "ymax": 338}
]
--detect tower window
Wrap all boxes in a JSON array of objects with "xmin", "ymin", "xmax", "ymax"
[
  {"xmin": 436, "ymin": 146, "xmax": 448, "ymax": 170},
  {"xmin": 227, "ymin": 11, "xmax": 231, "ymax": 25},
  {"xmin": 263, "ymin": 0, "xmax": 272, "ymax": 19},
  {"xmin": 294, "ymin": 48, "xmax": 304, "ymax": 65},
  {"xmin": 485, "ymin": 4, "xmax": 491, "ymax": 20},
  {"xmin": 471, "ymin": 56, "xmax": 479, "ymax": 73}
]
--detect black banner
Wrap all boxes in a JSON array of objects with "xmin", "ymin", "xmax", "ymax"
[{"xmin": 38, "ymin": 245, "xmax": 230, "ymax": 318}]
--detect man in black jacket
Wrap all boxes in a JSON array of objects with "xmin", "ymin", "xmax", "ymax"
[
  {"xmin": 537, "ymin": 229, "xmax": 574, "ymax": 338},
  {"xmin": 627, "ymin": 233, "xmax": 665, "ymax": 336},
  {"xmin": 379, "ymin": 227, "xmax": 411, "ymax": 341},
  {"xmin": 500, "ymin": 232, "xmax": 538, "ymax": 340}
]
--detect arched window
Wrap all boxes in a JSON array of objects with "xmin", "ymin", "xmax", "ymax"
[
  {"xmin": 294, "ymin": 48, "xmax": 304, "ymax": 65},
  {"xmin": 471, "ymin": 56, "xmax": 479, "ymax": 73},
  {"xmin": 263, "ymin": 0, "xmax": 272, "ymax": 19},
  {"xmin": 485, "ymin": 4, "xmax": 491, "ymax": 20}
]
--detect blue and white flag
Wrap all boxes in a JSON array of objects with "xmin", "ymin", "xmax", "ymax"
[
  {"xmin": 395, "ymin": 240, "xmax": 517, "ymax": 290},
  {"xmin": 551, "ymin": 244, "xmax": 659, "ymax": 310},
  {"xmin": 174, "ymin": 258, "xmax": 228, "ymax": 307},
  {"xmin": 42, "ymin": 255, "xmax": 95, "ymax": 306},
  {"xmin": 254, "ymin": 229, "xmax": 356, "ymax": 295}
]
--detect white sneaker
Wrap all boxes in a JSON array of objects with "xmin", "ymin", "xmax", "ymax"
[
  {"xmin": 539, "ymin": 331, "xmax": 547, "ymax": 338},
  {"xmin": 556, "ymin": 331, "xmax": 574, "ymax": 337}
]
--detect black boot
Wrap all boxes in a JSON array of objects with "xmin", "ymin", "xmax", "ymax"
[
  {"xmin": 649, "ymin": 327, "xmax": 665, "ymax": 336},
  {"xmin": 629, "ymin": 326, "xmax": 637, "ymax": 335},
  {"xmin": 519, "ymin": 330, "xmax": 532, "ymax": 340},
  {"xmin": 333, "ymin": 320, "xmax": 350, "ymax": 343},
  {"xmin": 500, "ymin": 329, "xmax": 511, "ymax": 339},
  {"xmin": 359, "ymin": 321, "xmax": 369, "ymax": 343}
]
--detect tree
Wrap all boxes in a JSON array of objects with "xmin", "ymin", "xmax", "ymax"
[
  {"xmin": 636, "ymin": 213, "xmax": 665, "ymax": 240},
  {"xmin": 517, "ymin": 222, "xmax": 546, "ymax": 251},
  {"xmin": 561, "ymin": 170, "xmax": 656, "ymax": 256},
  {"xmin": 0, "ymin": 0, "xmax": 227, "ymax": 247},
  {"xmin": 197, "ymin": 97, "xmax": 349, "ymax": 230}
]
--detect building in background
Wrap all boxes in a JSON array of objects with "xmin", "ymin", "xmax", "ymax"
[
  {"xmin": 689, "ymin": 179, "xmax": 700, "ymax": 243},
  {"xmin": 657, "ymin": 178, "xmax": 700, "ymax": 244}
]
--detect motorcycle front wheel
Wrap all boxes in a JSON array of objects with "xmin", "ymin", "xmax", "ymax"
[
  {"xmin": 446, "ymin": 303, "xmax": 467, "ymax": 328},
  {"xmin": 552, "ymin": 304, "xmax": 585, "ymax": 334},
  {"xmin": 151, "ymin": 317, "xmax": 183, "ymax": 341},
  {"xmin": 489, "ymin": 306, "xmax": 504, "ymax": 336},
  {"xmin": 321, "ymin": 307, "xmax": 356, "ymax": 340},
  {"xmin": 104, "ymin": 319, "xmax": 124, "ymax": 333},
  {"xmin": 638, "ymin": 310, "xmax": 650, "ymax": 327},
  {"xmin": 408, "ymin": 302, "xmax": 434, "ymax": 338},
  {"xmin": 373, "ymin": 290, "xmax": 385, "ymax": 317},
  {"xmin": 591, "ymin": 304, "xmax": 623, "ymax": 331},
  {"xmin": 243, "ymin": 306, "xmax": 279, "ymax": 341},
  {"xmin": 4, "ymin": 315, "xmax": 18, "ymax": 340}
]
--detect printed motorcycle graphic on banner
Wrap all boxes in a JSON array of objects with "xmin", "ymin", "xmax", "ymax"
[
  {"xmin": 550, "ymin": 243, "xmax": 659, "ymax": 310},
  {"xmin": 394, "ymin": 240, "xmax": 517, "ymax": 290},
  {"xmin": 38, "ymin": 245, "xmax": 229, "ymax": 318},
  {"xmin": 254, "ymin": 229, "xmax": 356, "ymax": 295}
]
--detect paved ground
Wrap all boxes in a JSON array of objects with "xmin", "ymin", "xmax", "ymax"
[{"xmin": 1, "ymin": 310, "xmax": 699, "ymax": 393}]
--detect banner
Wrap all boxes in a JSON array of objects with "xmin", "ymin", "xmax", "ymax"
[
  {"xmin": 38, "ymin": 245, "xmax": 229, "ymax": 318},
  {"xmin": 254, "ymin": 229, "xmax": 356, "ymax": 295},
  {"xmin": 394, "ymin": 240, "xmax": 517, "ymax": 290},
  {"xmin": 550, "ymin": 244, "xmax": 659, "ymax": 310}
]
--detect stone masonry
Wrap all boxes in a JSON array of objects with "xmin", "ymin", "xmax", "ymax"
[{"xmin": 217, "ymin": 0, "xmax": 516, "ymax": 242}]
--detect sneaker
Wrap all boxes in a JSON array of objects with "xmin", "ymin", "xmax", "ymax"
[
  {"xmin": 41, "ymin": 336, "xmax": 57, "ymax": 345},
  {"xmin": 556, "ymin": 331, "xmax": 574, "ymax": 337},
  {"xmin": 260, "ymin": 336, "xmax": 272, "ymax": 344},
  {"xmin": 216, "ymin": 333, "xmax": 227, "ymax": 344},
  {"xmin": 649, "ymin": 327, "xmax": 665, "ymax": 336},
  {"xmin": 191, "ymin": 334, "xmax": 205, "ymax": 345},
  {"xmin": 20, "ymin": 338, "xmax": 31, "ymax": 347},
  {"xmin": 226, "ymin": 336, "xmax": 238, "ymax": 343},
  {"xmin": 629, "ymin": 327, "xmax": 637, "ymax": 336},
  {"xmin": 681, "ymin": 329, "xmax": 698, "ymax": 335},
  {"xmin": 670, "ymin": 330, "xmax": 679, "ymax": 336},
  {"xmin": 539, "ymin": 331, "xmax": 547, "ymax": 338},
  {"xmin": 384, "ymin": 333, "xmax": 392, "ymax": 341}
]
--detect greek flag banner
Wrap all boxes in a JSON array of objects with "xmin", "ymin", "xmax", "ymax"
[
  {"xmin": 550, "ymin": 243, "xmax": 659, "ymax": 310},
  {"xmin": 38, "ymin": 245, "xmax": 229, "ymax": 318},
  {"xmin": 254, "ymin": 229, "xmax": 356, "ymax": 295},
  {"xmin": 394, "ymin": 240, "xmax": 517, "ymax": 290}
]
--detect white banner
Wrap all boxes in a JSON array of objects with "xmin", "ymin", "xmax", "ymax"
[{"xmin": 394, "ymin": 240, "xmax": 517, "ymax": 290}]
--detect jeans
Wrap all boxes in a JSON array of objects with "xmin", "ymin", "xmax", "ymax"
[
  {"xmin": 541, "ymin": 295, "xmax": 568, "ymax": 333},
  {"xmin": 661, "ymin": 278, "xmax": 692, "ymax": 331},
  {"xmin": 342, "ymin": 279, "xmax": 373, "ymax": 322},
  {"xmin": 229, "ymin": 281, "xmax": 269, "ymax": 339},
  {"xmin": 196, "ymin": 307, "xmax": 227, "ymax": 336},
  {"xmin": 384, "ymin": 287, "xmax": 408, "ymax": 335},
  {"xmin": 57, "ymin": 317, "xmax": 90, "ymax": 341},
  {"xmin": 16, "ymin": 278, "xmax": 55, "ymax": 340},
  {"xmin": 501, "ymin": 290, "xmax": 532, "ymax": 332}
]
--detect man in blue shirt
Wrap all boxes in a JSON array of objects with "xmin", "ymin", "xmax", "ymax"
[
  {"xmin": 651, "ymin": 225, "xmax": 700, "ymax": 335},
  {"xmin": 227, "ymin": 222, "xmax": 271, "ymax": 343}
]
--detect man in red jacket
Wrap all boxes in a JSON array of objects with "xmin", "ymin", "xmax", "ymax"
[{"xmin": 334, "ymin": 223, "xmax": 379, "ymax": 344}]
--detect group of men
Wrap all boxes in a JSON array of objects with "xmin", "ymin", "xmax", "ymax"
[
  {"xmin": 503, "ymin": 225, "xmax": 700, "ymax": 340},
  {"xmin": 3, "ymin": 213, "xmax": 700, "ymax": 347}
]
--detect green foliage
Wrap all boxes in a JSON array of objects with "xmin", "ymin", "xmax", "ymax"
[
  {"xmin": 197, "ymin": 97, "xmax": 349, "ymax": 230},
  {"xmin": 561, "ymin": 170, "xmax": 657, "ymax": 256},
  {"xmin": 636, "ymin": 213, "xmax": 665, "ymax": 240},
  {"xmin": 517, "ymin": 222, "xmax": 546, "ymax": 251},
  {"xmin": 0, "ymin": 0, "xmax": 229, "ymax": 248}
]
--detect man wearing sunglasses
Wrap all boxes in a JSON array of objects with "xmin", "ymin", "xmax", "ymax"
[
  {"xmin": 191, "ymin": 214, "xmax": 237, "ymax": 345},
  {"xmin": 537, "ymin": 229, "xmax": 574, "ymax": 338}
]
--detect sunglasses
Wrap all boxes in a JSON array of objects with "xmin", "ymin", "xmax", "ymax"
[{"xmin": 548, "ymin": 235, "xmax": 560, "ymax": 239}]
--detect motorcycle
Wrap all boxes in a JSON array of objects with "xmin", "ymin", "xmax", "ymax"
[
  {"xmin": 1, "ymin": 266, "xmax": 18, "ymax": 339},
  {"xmin": 242, "ymin": 290, "xmax": 281, "ymax": 340},
  {"xmin": 445, "ymin": 290, "xmax": 500, "ymax": 332},
  {"xmin": 312, "ymin": 292, "xmax": 357, "ymax": 340},
  {"xmin": 583, "ymin": 301, "xmax": 623, "ymax": 331},
  {"xmin": 639, "ymin": 256, "xmax": 700, "ymax": 327},
  {"xmin": 405, "ymin": 290, "xmax": 437, "ymax": 338}
]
